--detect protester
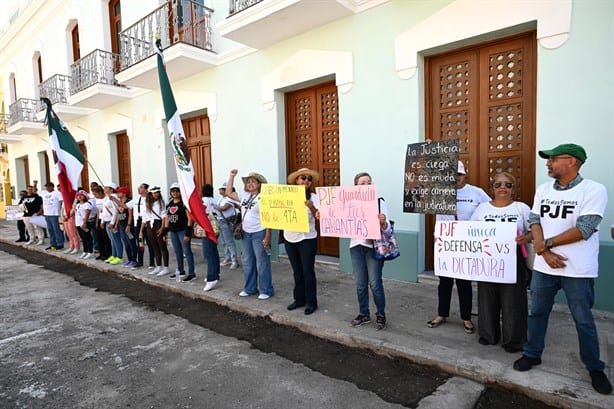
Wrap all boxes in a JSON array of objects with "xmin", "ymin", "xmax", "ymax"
[
  {"xmin": 131, "ymin": 183, "xmax": 155, "ymax": 270},
  {"xmin": 284, "ymin": 168, "xmax": 320, "ymax": 315},
  {"xmin": 141, "ymin": 186, "xmax": 169, "ymax": 276},
  {"xmin": 512, "ymin": 144, "xmax": 612, "ymax": 395},
  {"xmin": 471, "ymin": 172, "xmax": 529, "ymax": 352},
  {"xmin": 103, "ymin": 183, "xmax": 123, "ymax": 265},
  {"xmin": 22, "ymin": 185, "xmax": 44, "ymax": 245},
  {"xmin": 91, "ymin": 186, "xmax": 111, "ymax": 261},
  {"xmin": 89, "ymin": 181, "xmax": 101, "ymax": 252},
  {"xmin": 15, "ymin": 190, "xmax": 29, "ymax": 243},
  {"xmin": 428, "ymin": 160, "xmax": 490, "ymax": 334},
  {"xmin": 225, "ymin": 169, "xmax": 273, "ymax": 299},
  {"xmin": 74, "ymin": 190, "xmax": 94, "ymax": 259},
  {"xmin": 349, "ymin": 172, "xmax": 390, "ymax": 330},
  {"xmin": 41, "ymin": 182, "xmax": 64, "ymax": 250},
  {"xmin": 60, "ymin": 192, "xmax": 80, "ymax": 254},
  {"xmin": 115, "ymin": 187, "xmax": 138, "ymax": 268},
  {"xmin": 164, "ymin": 183, "xmax": 195, "ymax": 281},
  {"xmin": 201, "ymin": 184, "xmax": 221, "ymax": 291},
  {"xmin": 216, "ymin": 182, "xmax": 239, "ymax": 269}
]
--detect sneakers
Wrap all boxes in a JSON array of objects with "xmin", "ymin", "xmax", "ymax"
[
  {"xmin": 69, "ymin": 248, "xmax": 79, "ymax": 254},
  {"xmin": 220, "ymin": 259, "xmax": 231, "ymax": 266},
  {"xmin": 204, "ymin": 280, "xmax": 218, "ymax": 291},
  {"xmin": 104, "ymin": 256, "xmax": 114, "ymax": 263},
  {"xmin": 513, "ymin": 355, "xmax": 542, "ymax": 372},
  {"xmin": 183, "ymin": 275, "xmax": 196, "ymax": 282},
  {"xmin": 590, "ymin": 370, "xmax": 613, "ymax": 395},
  {"xmin": 375, "ymin": 314, "xmax": 386, "ymax": 330},
  {"xmin": 36, "ymin": 239, "xmax": 44, "ymax": 245},
  {"xmin": 63, "ymin": 248, "xmax": 73, "ymax": 254},
  {"xmin": 149, "ymin": 266, "xmax": 161, "ymax": 275},
  {"xmin": 131, "ymin": 263, "xmax": 143, "ymax": 270},
  {"xmin": 25, "ymin": 240, "xmax": 34, "ymax": 245},
  {"xmin": 79, "ymin": 252, "xmax": 87, "ymax": 259},
  {"xmin": 156, "ymin": 267, "xmax": 170, "ymax": 277},
  {"xmin": 351, "ymin": 314, "xmax": 371, "ymax": 327},
  {"xmin": 257, "ymin": 293, "xmax": 270, "ymax": 300},
  {"xmin": 83, "ymin": 253, "xmax": 92, "ymax": 260},
  {"xmin": 109, "ymin": 257, "xmax": 122, "ymax": 265},
  {"xmin": 239, "ymin": 290, "xmax": 250, "ymax": 297},
  {"xmin": 230, "ymin": 262, "xmax": 239, "ymax": 269}
]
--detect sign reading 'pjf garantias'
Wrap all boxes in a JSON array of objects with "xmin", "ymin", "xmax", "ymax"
[
  {"xmin": 434, "ymin": 221, "xmax": 518, "ymax": 283},
  {"xmin": 316, "ymin": 185, "xmax": 380, "ymax": 240}
]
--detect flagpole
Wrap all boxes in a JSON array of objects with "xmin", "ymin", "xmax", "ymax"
[{"xmin": 86, "ymin": 160, "xmax": 105, "ymax": 188}]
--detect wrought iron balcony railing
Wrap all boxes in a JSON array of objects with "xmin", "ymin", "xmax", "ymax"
[
  {"xmin": 229, "ymin": 0, "xmax": 263, "ymax": 15},
  {"xmin": 119, "ymin": 0, "xmax": 214, "ymax": 71},
  {"xmin": 0, "ymin": 113, "xmax": 9, "ymax": 133},
  {"xmin": 70, "ymin": 49, "xmax": 120, "ymax": 95},
  {"xmin": 8, "ymin": 98, "xmax": 41, "ymax": 126},
  {"xmin": 38, "ymin": 74, "xmax": 72, "ymax": 110}
]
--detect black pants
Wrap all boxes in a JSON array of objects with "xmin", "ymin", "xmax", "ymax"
[
  {"xmin": 146, "ymin": 220, "xmax": 168, "ymax": 267},
  {"xmin": 77, "ymin": 226, "xmax": 94, "ymax": 253},
  {"xmin": 17, "ymin": 220, "xmax": 29, "ymax": 240},
  {"xmin": 97, "ymin": 222, "xmax": 112, "ymax": 259},
  {"xmin": 285, "ymin": 237, "xmax": 318, "ymax": 308},
  {"xmin": 477, "ymin": 249, "xmax": 528, "ymax": 349},
  {"xmin": 437, "ymin": 277, "xmax": 473, "ymax": 321},
  {"xmin": 136, "ymin": 219, "xmax": 155, "ymax": 267}
]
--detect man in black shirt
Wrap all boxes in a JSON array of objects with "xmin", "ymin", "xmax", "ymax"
[{"xmin": 22, "ymin": 185, "xmax": 44, "ymax": 245}]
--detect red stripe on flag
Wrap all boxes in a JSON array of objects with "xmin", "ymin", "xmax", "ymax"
[
  {"xmin": 56, "ymin": 162, "xmax": 76, "ymax": 216},
  {"xmin": 187, "ymin": 188, "xmax": 217, "ymax": 244}
]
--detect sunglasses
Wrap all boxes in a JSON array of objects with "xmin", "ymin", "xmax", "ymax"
[
  {"xmin": 300, "ymin": 175, "xmax": 313, "ymax": 182},
  {"xmin": 494, "ymin": 181, "xmax": 514, "ymax": 189}
]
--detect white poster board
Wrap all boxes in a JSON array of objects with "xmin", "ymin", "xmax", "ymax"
[{"xmin": 434, "ymin": 221, "xmax": 518, "ymax": 283}]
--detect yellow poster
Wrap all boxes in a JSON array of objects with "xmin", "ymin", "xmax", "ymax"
[{"xmin": 259, "ymin": 184, "xmax": 309, "ymax": 232}]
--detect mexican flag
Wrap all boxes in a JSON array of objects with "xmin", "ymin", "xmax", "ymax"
[
  {"xmin": 155, "ymin": 39, "xmax": 217, "ymax": 244},
  {"xmin": 42, "ymin": 98, "xmax": 84, "ymax": 215}
]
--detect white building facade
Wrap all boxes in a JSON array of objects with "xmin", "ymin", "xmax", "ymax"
[{"xmin": 1, "ymin": 0, "xmax": 613, "ymax": 309}]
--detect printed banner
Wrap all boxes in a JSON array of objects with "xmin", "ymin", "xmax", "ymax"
[
  {"xmin": 5, "ymin": 205, "xmax": 24, "ymax": 221},
  {"xmin": 259, "ymin": 184, "xmax": 309, "ymax": 232},
  {"xmin": 316, "ymin": 185, "xmax": 380, "ymax": 240},
  {"xmin": 434, "ymin": 221, "xmax": 518, "ymax": 283},
  {"xmin": 403, "ymin": 140, "xmax": 459, "ymax": 215}
]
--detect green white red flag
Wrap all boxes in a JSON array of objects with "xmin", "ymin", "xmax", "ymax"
[
  {"xmin": 155, "ymin": 39, "xmax": 217, "ymax": 244},
  {"xmin": 42, "ymin": 98, "xmax": 84, "ymax": 215}
]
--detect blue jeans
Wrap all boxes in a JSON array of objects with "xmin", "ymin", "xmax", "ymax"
[
  {"xmin": 106, "ymin": 223, "xmax": 123, "ymax": 259},
  {"xmin": 242, "ymin": 230, "xmax": 274, "ymax": 296},
  {"xmin": 169, "ymin": 229, "xmax": 194, "ymax": 275},
  {"xmin": 524, "ymin": 270, "xmax": 604, "ymax": 371},
  {"xmin": 218, "ymin": 217, "xmax": 238, "ymax": 262},
  {"xmin": 201, "ymin": 236, "xmax": 220, "ymax": 282},
  {"xmin": 44, "ymin": 215, "xmax": 64, "ymax": 248},
  {"xmin": 350, "ymin": 245, "xmax": 386, "ymax": 316},
  {"xmin": 119, "ymin": 224, "xmax": 138, "ymax": 262}
]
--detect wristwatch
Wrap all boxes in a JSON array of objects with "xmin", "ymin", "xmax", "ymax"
[{"xmin": 545, "ymin": 238, "xmax": 554, "ymax": 249}]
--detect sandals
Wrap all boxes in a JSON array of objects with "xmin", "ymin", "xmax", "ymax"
[
  {"xmin": 463, "ymin": 321, "xmax": 475, "ymax": 334},
  {"xmin": 427, "ymin": 317, "xmax": 446, "ymax": 328}
]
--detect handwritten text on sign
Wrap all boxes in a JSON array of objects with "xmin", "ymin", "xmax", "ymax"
[
  {"xmin": 4, "ymin": 205, "xmax": 24, "ymax": 221},
  {"xmin": 403, "ymin": 140, "xmax": 459, "ymax": 215},
  {"xmin": 259, "ymin": 184, "xmax": 309, "ymax": 232},
  {"xmin": 316, "ymin": 185, "xmax": 380, "ymax": 240},
  {"xmin": 434, "ymin": 221, "xmax": 517, "ymax": 283}
]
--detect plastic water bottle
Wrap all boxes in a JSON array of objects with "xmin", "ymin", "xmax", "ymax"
[
  {"xmin": 127, "ymin": 231, "xmax": 134, "ymax": 240},
  {"xmin": 264, "ymin": 246, "xmax": 271, "ymax": 256},
  {"xmin": 138, "ymin": 236, "xmax": 144, "ymax": 252}
]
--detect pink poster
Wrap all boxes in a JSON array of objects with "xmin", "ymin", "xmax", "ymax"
[{"xmin": 316, "ymin": 185, "xmax": 380, "ymax": 240}]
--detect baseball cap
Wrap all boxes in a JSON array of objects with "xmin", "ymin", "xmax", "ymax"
[
  {"xmin": 538, "ymin": 144, "xmax": 587, "ymax": 163},
  {"xmin": 457, "ymin": 161, "xmax": 466, "ymax": 175}
]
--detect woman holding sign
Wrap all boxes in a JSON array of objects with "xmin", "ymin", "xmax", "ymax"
[
  {"xmin": 349, "ymin": 172, "xmax": 390, "ymax": 331},
  {"xmin": 470, "ymin": 172, "xmax": 529, "ymax": 353},
  {"xmin": 226, "ymin": 169, "xmax": 274, "ymax": 300},
  {"xmin": 284, "ymin": 168, "xmax": 320, "ymax": 315}
]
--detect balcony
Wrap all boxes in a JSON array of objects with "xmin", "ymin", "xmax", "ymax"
[
  {"xmin": 115, "ymin": 0, "xmax": 216, "ymax": 89},
  {"xmin": 0, "ymin": 113, "xmax": 22, "ymax": 143},
  {"xmin": 6, "ymin": 98, "xmax": 45, "ymax": 136},
  {"xmin": 36, "ymin": 74, "xmax": 94, "ymax": 121},
  {"xmin": 219, "ymin": 0, "xmax": 362, "ymax": 49},
  {"xmin": 69, "ymin": 49, "xmax": 133, "ymax": 109}
]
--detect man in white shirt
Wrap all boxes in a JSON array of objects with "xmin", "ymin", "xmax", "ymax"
[
  {"xmin": 41, "ymin": 182, "xmax": 64, "ymax": 250},
  {"xmin": 513, "ymin": 144, "xmax": 611, "ymax": 395}
]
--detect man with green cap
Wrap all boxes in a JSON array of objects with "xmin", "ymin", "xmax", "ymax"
[{"xmin": 512, "ymin": 143, "xmax": 611, "ymax": 395}]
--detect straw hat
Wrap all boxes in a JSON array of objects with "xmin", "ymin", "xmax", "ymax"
[
  {"xmin": 241, "ymin": 172, "xmax": 267, "ymax": 184},
  {"xmin": 287, "ymin": 168, "xmax": 319, "ymax": 184}
]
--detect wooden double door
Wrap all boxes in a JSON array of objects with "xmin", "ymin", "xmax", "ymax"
[
  {"xmin": 285, "ymin": 81, "xmax": 340, "ymax": 256},
  {"xmin": 424, "ymin": 32, "xmax": 537, "ymax": 270}
]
